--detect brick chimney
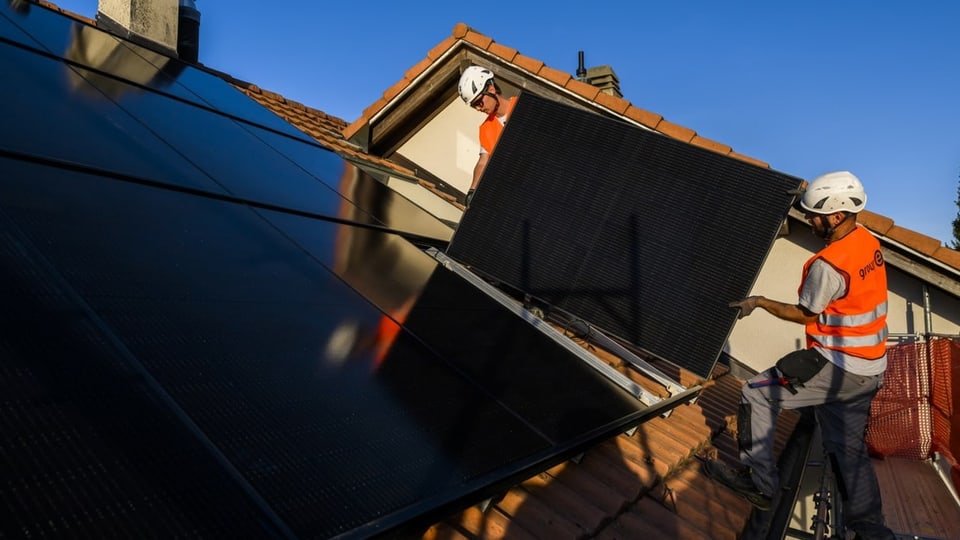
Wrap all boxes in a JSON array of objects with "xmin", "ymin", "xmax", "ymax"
[
  {"xmin": 586, "ymin": 65, "xmax": 621, "ymax": 98},
  {"xmin": 576, "ymin": 51, "xmax": 622, "ymax": 98},
  {"xmin": 96, "ymin": 0, "xmax": 200, "ymax": 62}
]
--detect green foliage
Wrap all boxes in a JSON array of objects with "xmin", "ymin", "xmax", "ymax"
[{"xmin": 953, "ymin": 171, "xmax": 960, "ymax": 249}]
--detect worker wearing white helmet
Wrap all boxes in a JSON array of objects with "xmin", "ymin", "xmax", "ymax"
[
  {"xmin": 705, "ymin": 171, "xmax": 895, "ymax": 539},
  {"xmin": 457, "ymin": 65, "xmax": 517, "ymax": 206}
]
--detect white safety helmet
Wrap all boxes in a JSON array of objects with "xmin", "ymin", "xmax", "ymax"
[
  {"xmin": 458, "ymin": 65, "xmax": 495, "ymax": 104},
  {"xmin": 799, "ymin": 171, "xmax": 867, "ymax": 214}
]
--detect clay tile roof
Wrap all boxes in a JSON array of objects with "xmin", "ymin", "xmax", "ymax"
[
  {"xmin": 341, "ymin": 21, "xmax": 960, "ymax": 273},
  {"xmin": 423, "ymin": 358, "xmax": 801, "ymax": 540}
]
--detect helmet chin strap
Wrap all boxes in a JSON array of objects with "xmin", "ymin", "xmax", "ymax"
[
  {"xmin": 485, "ymin": 92, "xmax": 500, "ymax": 117},
  {"xmin": 817, "ymin": 212, "xmax": 850, "ymax": 239}
]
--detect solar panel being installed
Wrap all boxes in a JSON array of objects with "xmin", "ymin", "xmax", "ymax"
[
  {"xmin": 0, "ymin": 4, "xmax": 695, "ymax": 538},
  {"xmin": 448, "ymin": 92, "xmax": 804, "ymax": 379}
]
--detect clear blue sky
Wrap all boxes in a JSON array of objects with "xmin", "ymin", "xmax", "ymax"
[{"xmin": 52, "ymin": 1, "xmax": 960, "ymax": 246}]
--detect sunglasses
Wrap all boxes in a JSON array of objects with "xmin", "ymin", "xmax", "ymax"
[{"xmin": 470, "ymin": 94, "xmax": 485, "ymax": 109}]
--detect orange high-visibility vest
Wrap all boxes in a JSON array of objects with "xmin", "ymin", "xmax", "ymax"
[
  {"xmin": 479, "ymin": 96, "xmax": 518, "ymax": 154},
  {"xmin": 802, "ymin": 225, "xmax": 888, "ymax": 360}
]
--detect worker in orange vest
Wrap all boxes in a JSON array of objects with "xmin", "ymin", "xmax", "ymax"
[
  {"xmin": 704, "ymin": 171, "xmax": 895, "ymax": 540},
  {"xmin": 457, "ymin": 65, "xmax": 517, "ymax": 207}
]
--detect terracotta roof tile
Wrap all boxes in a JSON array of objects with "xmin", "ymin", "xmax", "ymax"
[
  {"xmin": 403, "ymin": 56, "xmax": 433, "ymax": 83},
  {"xmin": 494, "ymin": 488, "xmax": 583, "ymax": 540},
  {"xmin": 654, "ymin": 119, "xmax": 696, "ymax": 143},
  {"xmin": 592, "ymin": 91, "xmax": 631, "ymax": 115},
  {"xmin": 361, "ymin": 97, "xmax": 389, "ymax": 121},
  {"xmin": 442, "ymin": 506, "xmax": 536, "ymax": 539},
  {"xmin": 452, "ymin": 23, "xmax": 470, "ymax": 38},
  {"xmin": 427, "ymin": 36, "xmax": 458, "ymax": 60},
  {"xmin": 859, "ymin": 209, "xmax": 895, "ymax": 236},
  {"xmin": 518, "ymin": 472, "xmax": 610, "ymax": 533},
  {"xmin": 537, "ymin": 64, "xmax": 572, "ymax": 88},
  {"xmin": 886, "ymin": 225, "xmax": 943, "ymax": 256},
  {"xmin": 934, "ymin": 246, "xmax": 960, "ymax": 268},
  {"xmin": 421, "ymin": 522, "xmax": 471, "ymax": 540},
  {"xmin": 690, "ymin": 135, "xmax": 733, "ymax": 156},
  {"xmin": 463, "ymin": 29, "xmax": 493, "ymax": 49},
  {"xmin": 656, "ymin": 466, "xmax": 746, "ymax": 538},
  {"xmin": 487, "ymin": 42, "xmax": 519, "ymax": 62},
  {"xmin": 623, "ymin": 106, "xmax": 663, "ymax": 130},
  {"xmin": 564, "ymin": 78, "xmax": 601, "ymax": 101},
  {"xmin": 728, "ymin": 151, "xmax": 769, "ymax": 168},
  {"xmin": 382, "ymin": 78, "xmax": 408, "ymax": 102},
  {"xmin": 512, "ymin": 53, "xmax": 545, "ymax": 74},
  {"xmin": 543, "ymin": 461, "xmax": 630, "ymax": 517},
  {"xmin": 617, "ymin": 496, "xmax": 721, "ymax": 540}
]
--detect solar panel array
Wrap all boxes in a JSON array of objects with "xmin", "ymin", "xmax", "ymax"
[
  {"xmin": 448, "ymin": 93, "xmax": 803, "ymax": 378},
  {"xmin": 0, "ymin": 5, "xmax": 691, "ymax": 538}
]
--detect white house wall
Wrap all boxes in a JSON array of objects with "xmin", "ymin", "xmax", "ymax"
[{"xmin": 397, "ymin": 100, "xmax": 480, "ymax": 195}]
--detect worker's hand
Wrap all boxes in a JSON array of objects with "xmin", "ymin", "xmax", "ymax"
[
  {"xmin": 465, "ymin": 189, "xmax": 476, "ymax": 208},
  {"xmin": 729, "ymin": 296, "xmax": 763, "ymax": 319}
]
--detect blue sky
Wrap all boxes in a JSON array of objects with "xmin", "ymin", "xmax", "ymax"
[{"xmin": 52, "ymin": 1, "xmax": 960, "ymax": 246}]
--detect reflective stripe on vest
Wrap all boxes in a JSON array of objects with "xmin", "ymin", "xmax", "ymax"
[
  {"xmin": 818, "ymin": 301, "xmax": 888, "ymax": 327},
  {"xmin": 808, "ymin": 325, "xmax": 889, "ymax": 348}
]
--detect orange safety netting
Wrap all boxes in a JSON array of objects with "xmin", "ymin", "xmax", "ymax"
[{"xmin": 865, "ymin": 338, "xmax": 957, "ymax": 474}]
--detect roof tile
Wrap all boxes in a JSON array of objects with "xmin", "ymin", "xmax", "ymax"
[
  {"xmin": 624, "ymin": 106, "xmax": 663, "ymax": 129},
  {"xmin": 934, "ymin": 246, "xmax": 960, "ymax": 268},
  {"xmin": 859, "ymin": 210, "xmax": 895, "ymax": 235},
  {"xmin": 621, "ymin": 497, "xmax": 717, "ymax": 540},
  {"xmin": 690, "ymin": 135, "xmax": 733, "ymax": 156},
  {"xmin": 597, "ymin": 508, "xmax": 662, "ymax": 539},
  {"xmin": 537, "ymin": 64, "xmax": 572, "ymax": 88},
  {"xmin": 494, "ymin": 488, "xmax": 582, "ymax": 540},
  {"xmin": 564, "ymin": 77, "xmax": 601, "ymax": 101},
  {"xmin": 382, "ymin": 78, "xmax": 408, "ymax": 102},
  {"xmin": 887, "ymin": 225, "xmax": 943, "ymax": 255},
  {"xmin": 463, "ymin": 29, "xmax": 493, "ymax": 49},
  {"xmin": 444, "ymin": 506, "xmax": 536, "ymax": 539},
  {"xmin": 403, "ymin": 56, "xmax": 433, "ymax": 83},
  {"xmin": 656, "ymin": 466, "xmax": 746, "ymax": 538},
  {"xmin": 420, "ymin": 522, "xmax": 471, "ymax": 540},
  {"xmin": 427, "ymin": 36, "xmax": 458, "ymax": 60},
  {"xmin": 519, "ymin": 472, "xmax": 610, "ymax": 534},
  {"xmin": 593, "ymin": 91, "xmax": 631, "ymax": 115},
  {"xmin": 655, "ymin": 119, "xmax": 696, "ymax": 143},
  {"xmin": 452, "ymin": 22, "xmax": 470, "ymax": 38},
  {"xmin": 361, "ymin": 97, "xmax": 389, "ymax": 121},
  {"xmin": 512, "ymin": 53, "xmax": 545, "ymax": 74},
  {"xmin": 487, "ymin": 41, "xmax": 519, "ymax": 62},
  {"xmin": 728, "ymin": 151, "xmax": 769, "ymax": 168},
  {"xmin": 543, "ymin": 461, "xmax": 630, "ymax": 517}
]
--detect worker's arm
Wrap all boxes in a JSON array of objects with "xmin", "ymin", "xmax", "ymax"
[
  {"xmin": 730, "ymin": 296, "xmax": 819, "ymax": 325},
  {"xmin": 471, "ymin": 153, "xmax": 489, "ymax": 190}
]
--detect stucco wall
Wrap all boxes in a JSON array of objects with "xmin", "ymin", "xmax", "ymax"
[{"xmin": 397, "ymin": 100, "xmax": 479, "ymax": 195}]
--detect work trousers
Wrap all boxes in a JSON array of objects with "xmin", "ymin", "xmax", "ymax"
[{"xmin": 739, "ymin": 353, "xmax": 889, "ymax": 536}]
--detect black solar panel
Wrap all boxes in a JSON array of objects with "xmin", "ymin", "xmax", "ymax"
[
  {"xmin": 448, "ymin": 93, "xmax": 803, "ymax": 378},
  {"xmin": 0, "ymin": 4, "xmax": 696, "ymax": 538}
]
